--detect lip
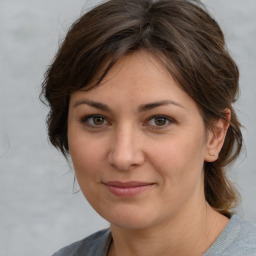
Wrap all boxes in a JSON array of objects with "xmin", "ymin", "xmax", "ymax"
[{"xmin": 102, "ymin": 181, "xmax": 155, "ymax": 197}]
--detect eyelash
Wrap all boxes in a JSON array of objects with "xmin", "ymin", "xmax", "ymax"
[
  {"xmin": 145, "ymin": 115, "xmax": 175, "ymax": 129},
  {"xmin": 80, "ymin": 114, "xmax": 175, "ymax": 129},
  {"xmin": 81, "ymin": 114, "xmax": 109, "ymax": 128}
]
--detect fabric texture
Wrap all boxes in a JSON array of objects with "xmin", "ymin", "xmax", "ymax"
[{"xmin": 52, "ymin": 215, "xmax": 256, "ymax": 256}]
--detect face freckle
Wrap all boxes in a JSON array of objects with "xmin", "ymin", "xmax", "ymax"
[{"xmin": 68, "ymin": 50, "xmax": 211, "ymax": 230}]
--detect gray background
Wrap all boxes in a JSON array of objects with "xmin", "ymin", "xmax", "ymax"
[{"xmin": 0, "ymin": 0, "xmax": 255, "ymax": 255}]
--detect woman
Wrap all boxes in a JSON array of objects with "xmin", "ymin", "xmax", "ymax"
[{"xmin": 41, "ymin": 0, "xmax": 256, "ymax": 255}]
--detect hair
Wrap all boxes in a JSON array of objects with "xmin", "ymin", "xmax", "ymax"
[{"xmin": 41, "ymin": 0, "xmax": 243, "ymax": 216}]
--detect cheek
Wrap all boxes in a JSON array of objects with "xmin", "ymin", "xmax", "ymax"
[
  {"xmin": 153, "ymin": 138, "xmax": 205, "ymax": 207},
  {"xmin": 68, "ymin": 135, "xmax": 107, "ymax": 202},
  {"xmin": 150, "ymin": 133, "xmax": 206, "ymax": 184},
  {"xmin": 68, "ymin": 130, "xmax": 106, "ymax": 178}
]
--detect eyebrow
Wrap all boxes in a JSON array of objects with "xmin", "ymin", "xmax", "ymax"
[
  {"xmin": 73, "ymin": 99, "xmax": 184, "ymax": 112},
  {"xmin": 138, "ymin": 100, "xmax": 184, "ymax": 112},
  {"xmin": 73, "ymin": 100, "xmax": 112, "ymax": 113}
]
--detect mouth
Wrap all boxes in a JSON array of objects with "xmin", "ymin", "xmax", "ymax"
[{"xmin": 102, "ymin": 181, "xmax": 155, "ymax": 197}]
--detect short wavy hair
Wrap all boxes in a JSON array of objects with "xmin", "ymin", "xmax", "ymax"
[{"xmin": 41, "ymin": 0, "xmax": 243, "ymax": 216}]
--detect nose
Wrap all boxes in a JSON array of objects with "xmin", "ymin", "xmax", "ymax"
[{"xmin": 107, "ymin": 125, "xmax": 145, "ymax": 171}]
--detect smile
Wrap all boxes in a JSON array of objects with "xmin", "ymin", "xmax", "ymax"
[{"xmin": 102, "ymin": 181, "xmax": 155, "ymax": 197}]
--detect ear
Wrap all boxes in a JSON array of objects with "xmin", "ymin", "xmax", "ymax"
[{"xmin": 204, "ymin": 109, "xmax": 231, "ymax": 162}]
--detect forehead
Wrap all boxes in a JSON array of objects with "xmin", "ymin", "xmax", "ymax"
[{"xmin": 69, "ymin": 50, "xmax": 198, "ymax": 113}]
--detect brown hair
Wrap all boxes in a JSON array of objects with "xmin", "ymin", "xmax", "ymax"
[{"xmin": 41, "ymin": 0, "xmax": 243, "ymax": 216}]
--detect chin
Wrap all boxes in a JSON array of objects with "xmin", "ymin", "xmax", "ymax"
[
  {"xmin": 111, "ymin": 216, "xmax": 154, "ymax": 230},
  {"xmin": 96, "ymin": 204, "xmax": 160, "ymax": 230}
]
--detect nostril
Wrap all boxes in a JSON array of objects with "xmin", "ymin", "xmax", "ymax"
[
  {"xmin": 107, "ymin": 147, "xmax": 145, "ymax": 171},
  {"xmin": 107, "ymin": 129, "xmax": 145, "ymax": 170}
]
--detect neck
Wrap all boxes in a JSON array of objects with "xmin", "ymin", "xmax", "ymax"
[{"xmin": 108, "ymin": 200, "xmax": 229, "ymax": 256}]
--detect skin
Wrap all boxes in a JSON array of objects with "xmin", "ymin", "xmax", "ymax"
[{"xmin": 68, "ymin": 50, "xmax": 230, "ymax": 256}]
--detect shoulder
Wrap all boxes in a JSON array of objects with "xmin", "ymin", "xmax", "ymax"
[
  {"xmin": 204, "ymin": 215, "xmax": 256, "ymax": 256},
  {"xmin": 227, "ymin": 215, "xmax": 256, "ymax": 254},
  {"xmin": 52, "ymin": 229, "xmax": 112, "ymax": 256}
]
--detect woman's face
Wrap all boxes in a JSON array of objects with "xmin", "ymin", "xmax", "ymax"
[{"xmin": 68, "ymin": 51, "xmax": 214, "ymax": 230}]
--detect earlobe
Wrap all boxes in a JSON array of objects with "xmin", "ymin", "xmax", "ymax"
[{"xmin": 204, "ymin": 109, "xmax": 231, "ymax": 162}]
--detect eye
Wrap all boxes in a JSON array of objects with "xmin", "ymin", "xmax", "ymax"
[
  {"xmin": 147, "ymin": 115, "xmax": 174, "ymax": 128},
  {"xmin": 81, "ymin": 115, "xmax": 108, "ymax": 128}
]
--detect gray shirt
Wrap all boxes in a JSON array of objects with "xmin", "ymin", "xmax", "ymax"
[{"xmin": 52, "ymin": 215, "xmax": 256, "ymax": 256}]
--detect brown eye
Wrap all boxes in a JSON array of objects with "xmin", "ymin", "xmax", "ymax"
[
  {"xmin": 154, "ymin": 117, "xmax": 167, "ymax": 126},
  {"xmin": 93, "ymin": 116, "xmax": 105, "ymax": 125},
  {"xmin": 82, "ymin": 115, "xmax": 107, "ymax": 128},
  {"xmin": 147, "ymin": 115, "xmax": 173, "ymax": 128}
]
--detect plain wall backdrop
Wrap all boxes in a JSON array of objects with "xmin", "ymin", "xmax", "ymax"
[{"xmin": 0, "ymin": 0, "xmax": 255, "ymax": 255}]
